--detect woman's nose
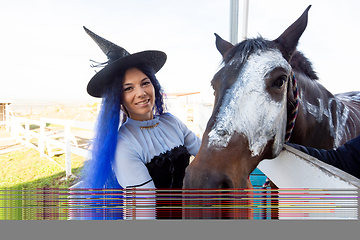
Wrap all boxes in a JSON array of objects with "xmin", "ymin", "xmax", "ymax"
[{"xmin": 136, "ymin": 87, "xmax": 146, "ymax": 97}]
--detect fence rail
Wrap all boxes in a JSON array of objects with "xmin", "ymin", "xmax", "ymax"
[
  {"xmin": 258, "ymin": 145, "xmax": 360, "ymax": 189},
  {"xmin": 5, "ymin": 115, "xmax": 94, "ymax": 178}
]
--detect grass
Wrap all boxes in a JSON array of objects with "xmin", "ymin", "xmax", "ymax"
[
  {"xmin": 0, "ymin": 147, "xmax": 87, "ymax": 220},
  {"xmin": 0, "ymin": 147, "xmax": 86, "ymax": 189}
]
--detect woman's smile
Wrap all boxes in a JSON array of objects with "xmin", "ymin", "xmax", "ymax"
[{"xmin": 135, "ymin": 99, "xmax": 150, "ymax": 106}]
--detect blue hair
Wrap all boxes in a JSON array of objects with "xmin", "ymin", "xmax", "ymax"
[
  {"xmin": 81, "ymin": 79, "xmax": 123, "ymax": 189},
  {"xmin": 81, "ymin": 64, "xmax": 166, "ymax": 189}
]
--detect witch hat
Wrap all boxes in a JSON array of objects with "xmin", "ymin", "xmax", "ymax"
[{"xmin": 84, "ymin": 26, "xmax": 167, "ymax": 98}]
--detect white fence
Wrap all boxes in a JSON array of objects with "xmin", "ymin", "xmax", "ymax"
[
  {"xmin": 2, "ymin": 97, "xmax": 360, "ymax": 190},
  {"xmin": 1, "ymin": 94, "xmax": 213, "ymax": 181},
  {"xmin": 5, "ymin": 115, "xmax": 94, "ymax": 178},
  {"xmin": 259, "ymin": 145, "xmax": 360, "ymax": 189}
]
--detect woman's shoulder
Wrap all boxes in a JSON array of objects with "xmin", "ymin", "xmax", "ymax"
[
  {"xmin": 159, "ymin": 112, "xmax": 174, "ymax": 119},
  {"xmin": 159, "ymin": 112, "xmax": 182, "ymax": 124},
  {"xmin": 158, "ymin": 112, "xmax": 190, "ymax": 135},
  {"xmin": 118, "ymin": 121, "xmax": 130, "ymax": 136},
  {"xmin": 117, "ymin": 122, "xmax": 138, "ymax": 145},
  {"xmin": 115, "ymin": 127, "xmax": 142, "ymax": 159}
]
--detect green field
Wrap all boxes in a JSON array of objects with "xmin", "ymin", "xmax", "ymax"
[
  {"xmin": 0, "ymin": 147, "xmax": 85, "ymax": 189},
  {"xmin": 0, "ymin": 148, "xmax": 87, "ymax": 219}
]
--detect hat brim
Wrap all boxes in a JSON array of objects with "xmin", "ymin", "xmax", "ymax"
[{"xmin": 87, "ymin": 50, "xmax": 166, "ymax": 98}]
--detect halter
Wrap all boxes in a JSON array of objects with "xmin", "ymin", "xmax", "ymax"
[
  {"xmin": 285, "ymin": 73, "xmax": 299, "ymax": 143},
  {"xmin": 262, "ymin": 73, "xmax": 299, "ymax": 188}
]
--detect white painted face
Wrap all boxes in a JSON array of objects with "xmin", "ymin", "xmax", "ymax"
[{"xmin": 208, "ymin": 49, "xmax": 292, "ymax": 157}]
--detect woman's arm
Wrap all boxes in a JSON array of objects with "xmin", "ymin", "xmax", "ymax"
[{"xmin": 286, "ymin": 135, "xmax": 360, "ymax": 179}]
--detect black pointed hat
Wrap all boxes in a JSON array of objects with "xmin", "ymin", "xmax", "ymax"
[{"xmin": 84, "ymin": 26, "xmax": 167, "ymax": 98}]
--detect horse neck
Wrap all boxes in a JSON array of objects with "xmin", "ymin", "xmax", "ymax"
[{"xmin": 290, "ymin": 72, "xmax": 345, "ymax": 149}]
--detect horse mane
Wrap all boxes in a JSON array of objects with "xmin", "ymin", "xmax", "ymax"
[
  {"xmin": 289, "ymin": 51, "xmax": 319, "ymax": 80},
  {"xmin": 223, "ymin": 37, "xmax": 273, "ymax": 65},
  {"xmin": 223, "ymin": 36, "xmax": 319, "ymax": 81}
]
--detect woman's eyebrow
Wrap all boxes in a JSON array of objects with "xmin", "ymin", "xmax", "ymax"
[
  {"xmin": 123, "ymin": 83, "xmax": 133, "ymax": 87},
  {"xmin": 123, "ymin": 77, "xmax": 149, "ymax": 87}
]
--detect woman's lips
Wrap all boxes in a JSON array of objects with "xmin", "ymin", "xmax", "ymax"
[{"xmin": 135, "ymin": 99, "xmax": 150, "ymax": 106}]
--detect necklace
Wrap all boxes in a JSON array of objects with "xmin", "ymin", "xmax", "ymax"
[{"xmin": 140, "ymin": 122, "xmax": 159, "ymax": 130}]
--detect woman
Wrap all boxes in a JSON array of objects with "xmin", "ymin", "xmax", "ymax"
[{"xmin": 80, "ymin": 27, "xmax": 201, "ymax": 219}]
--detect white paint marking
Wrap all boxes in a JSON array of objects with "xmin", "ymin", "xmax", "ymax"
[
  {"xmin": 208, "ymin": 49, "xmax": 291, "ymax": 157},
  {"xmin": 300, "ymin": 93, "xmax": 349, "ymax": 148}
]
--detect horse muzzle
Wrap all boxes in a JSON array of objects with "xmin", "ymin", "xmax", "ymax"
[{"xmin": 183, "ymin": 162, "xmax": 236, "ymax": 189}]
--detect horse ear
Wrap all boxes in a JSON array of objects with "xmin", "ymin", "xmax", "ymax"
[
  {"xmin": 274, "ymin": 5, "xmax": 311, "ymax": 61},
  {"xmin": 215, "ymin": 33, "xmax": 234, "ymax": 58}
]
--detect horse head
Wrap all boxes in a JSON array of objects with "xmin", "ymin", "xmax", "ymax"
[{"xmin": 183, "ymin": 6, "xmax": 311, "ymax": 189}]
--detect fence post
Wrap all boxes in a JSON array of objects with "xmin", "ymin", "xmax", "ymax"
[
  {"xmin": 25, "ymin": 122, "xmax": 30, "ymax": 146},
  {"xmin": 65, "ymin": 122, "xmax": 72, "ymax": 178},
  {"xmin": 9, "ymin": 116, "xmax": 14, "ymax": 137},
  {"xmin": 11, "ymin": 117, "xmax": 19, "ymax": 140},
  {"xmin": 39, "ymin": 119, "xmax": 45, "ymax": 157},
  {"xmin": 5, "ymin": 104, "xmax": 10, "ymax": 132}
]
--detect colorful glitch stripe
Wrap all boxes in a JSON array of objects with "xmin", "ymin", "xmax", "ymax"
[{"xmin": 0, "ymin": 188, "xmax": 358, "ymax": 220}]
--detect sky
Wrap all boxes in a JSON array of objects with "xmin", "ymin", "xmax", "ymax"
[{"xmin": 1, "ymin": 0, "xmax": 360, "ymax": 102}]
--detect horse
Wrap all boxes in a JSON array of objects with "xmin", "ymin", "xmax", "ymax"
[{"xmin": 183, "ymin": 5, "xmax": 360, "ymax": 190}]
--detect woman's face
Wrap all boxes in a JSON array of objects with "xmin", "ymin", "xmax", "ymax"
[{"xmin": 122, "ymin": 68, "xmax": 156, "ymax": 121}]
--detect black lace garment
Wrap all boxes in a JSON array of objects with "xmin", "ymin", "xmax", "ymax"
[{"xmin": 145, "ymin": 145, "xmax": 191, "ymax": 189}]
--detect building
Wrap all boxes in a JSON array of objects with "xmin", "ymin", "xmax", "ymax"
[{"xmin": 0, "ymin": 100, "xmax": 12, "ymax": 129}]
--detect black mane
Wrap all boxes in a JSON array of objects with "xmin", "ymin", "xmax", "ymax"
[
  {"xmin": 224, "ymin": 36, "xmax": 318, "ymax": 81},
  {"xmin": 224, "ymin": 37, "xmax": 273, "ymax": 66},
  {"xmin": 289, "ymin": 51, "xmax": 318, "ymax": 80}
]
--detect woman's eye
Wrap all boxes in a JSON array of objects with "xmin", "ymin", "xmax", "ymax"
[
  {"xmin": 124, "ymin": 86, "xmax": 133, "ymax": 92},
  {"xmin": 273, "ymin": 77, "xmax": 286, "ymax": 89},
  {"xmin": 142, "ymin": 81, "xmax": 151, "ymax": 86}
]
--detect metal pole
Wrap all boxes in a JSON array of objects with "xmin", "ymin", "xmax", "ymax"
[
  {"xmin": 242, "ymin": 0, "xmax": 249, "ymax": 41},
  {"xmin": 230, "ymin": 0, "xmax": 239, "ymax": 44}
]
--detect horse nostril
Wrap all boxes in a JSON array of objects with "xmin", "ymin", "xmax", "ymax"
[
  {"xmin": 219, "ymin": 181, "xmax": 231, "ymax": 188},
  {"xmin": 219, "ymin": 177, "xmax": 234, "ymax": 188}
]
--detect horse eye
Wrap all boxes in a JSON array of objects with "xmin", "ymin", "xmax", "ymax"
[
  {"xmin": 272, "ymin": 77, "xmax": 286, "ymax": 89},
  {"xmin": 217, "ymin": 129, "xmax": 228, "ymax": 136}
]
